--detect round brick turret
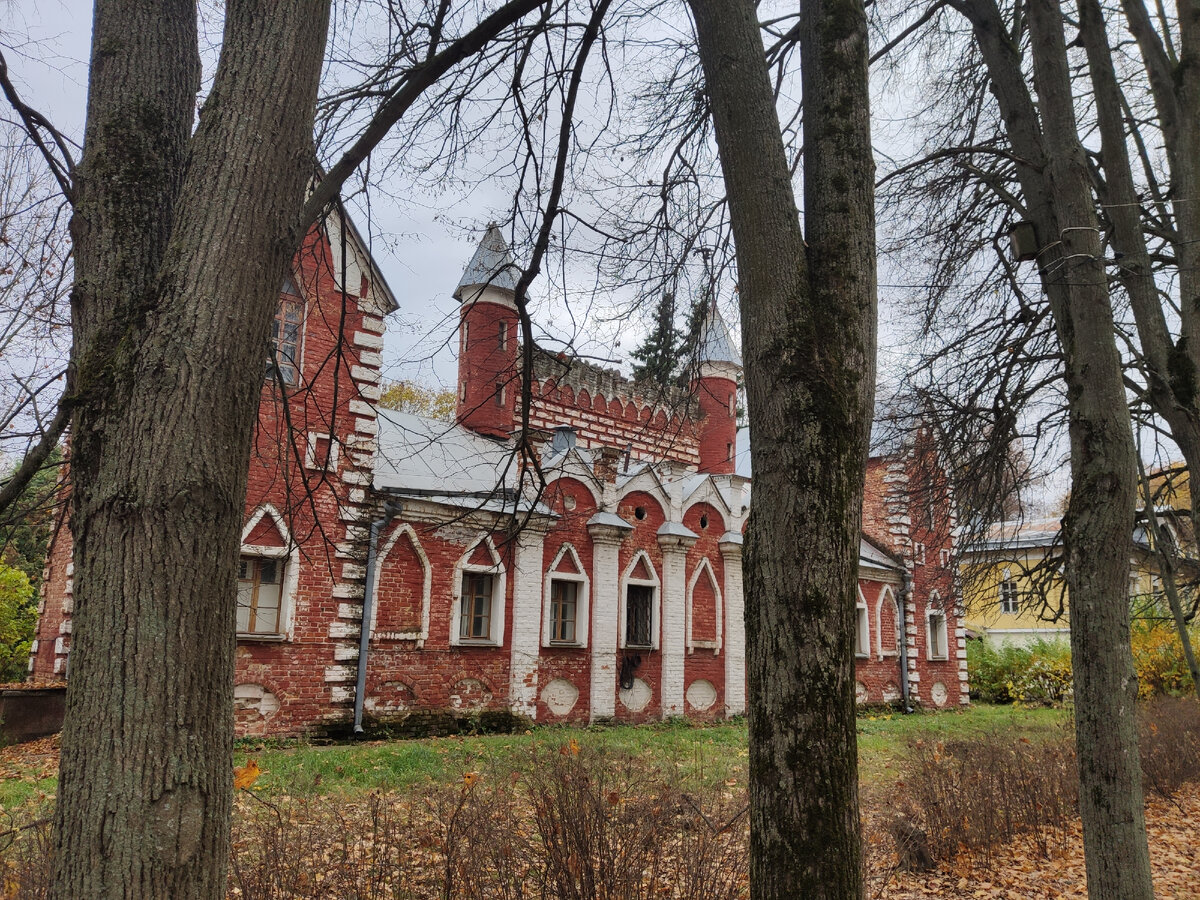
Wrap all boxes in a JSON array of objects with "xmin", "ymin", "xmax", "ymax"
[
  {"xmin": 690, "ymin": 302, "xmax": 741, "ymax": 474},
  {"xmin": 454, "ymin": 226, "xmax": 521, "ymax": 438}
]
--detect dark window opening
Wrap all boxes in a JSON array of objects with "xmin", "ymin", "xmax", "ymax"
[{"xmin": 625, "ymin": 584, "xmax": 653, "ymax": 648}]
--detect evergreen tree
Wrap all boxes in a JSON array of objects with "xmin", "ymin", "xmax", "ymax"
[
  {"xmin": 630, "ymin": 291, "xmax": 680, "ymax": 387},
  {"xmin": 675, "ymin": 291, "xmax": 710, "ymax": 386}
]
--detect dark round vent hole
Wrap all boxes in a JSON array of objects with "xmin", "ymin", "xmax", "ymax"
[
  {"xmin": 699, "ymin": 514, "xmax": 709, "ymax": 530},
  {"xmin": 635, "ymin": 506, "xmax": 647, "ymax": 521}
]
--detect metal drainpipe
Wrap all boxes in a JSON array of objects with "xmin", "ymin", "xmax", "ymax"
[
  {"xmin": 353, "ymin": 501, "xmax": 400, "ymax": 736},
  {"xmin": 899, "ymin": 570, "xmax": 914, "ymax": 713}
]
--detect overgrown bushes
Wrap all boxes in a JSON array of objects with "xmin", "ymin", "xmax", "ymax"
[
  {"xmin": 892, "ymin": 696, "xmax": 1200, "ymax": 867},
  {"xmin": 1131, "ymin": 623, "xmax": 1197, "ymax": 698},
  {"xmin": 227, "ymin": 743, "xmax": 749, "ymax": 899},
  {"xmin": 968, "ymin": 626, "xmax": 1198, "ymax": 706},
  {"xmin": 1139, "ymin": 696, "xmax": 1200, "ymax": 798},
  {"xmin": 966, "ymin": 638, "xmax": 1073, "ymax": 705},
  {"xmin": 889, "ymin": 732, "xmax": 1078, "ymax": 866}
]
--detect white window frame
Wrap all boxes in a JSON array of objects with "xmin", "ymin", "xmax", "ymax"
[
  {"xmin": 939, "ymin": 547, "xmax": 952, "ymax": 568},
  {"xmin": 238, "ymin": 504, "xmax": 299, "ymax": 641},
  {"xmin": 450, "ymin": 534, "xmax": 507, "ymax": 646},
  {"xmin": 855, "ymin": 587, "xmax": 871, "ymax": 658},
  {"xmin": 913, "ymin": 542, "xmax": 926, "ymax": 565},
  {"xmin": 269, "ymin": 288, "xmax": 306, "ymax": 387},
  {"xmin": 542, "ymin": 543, "xmax": 589, "ymax": 648},
  {"xmin": 999, "ymin": 570, "xmax": 1020, "ymax": 614},
  {"xmin": 926, "ymin": 592, "xmax": 949, "ymax": 661},
  {"xmin": 304, "ymin": 431, "xmax": 340, "ymax": 472},
  {"xmin": 875, "ymin": 585, "xmax": 902, "ymax": 659},
  {"xmin": 371, "ymin": 523, "xmax": 432, "ymax": 647},
  {"xmin": 686, "ymin": 557, "xmax": 723, "ymax": 654},
  {"xmin": 619, "ymin": 549, "xmax": 660, "ymax": 650}
]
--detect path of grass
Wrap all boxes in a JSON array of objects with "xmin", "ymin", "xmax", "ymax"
[{"xmin": 233, "ymin": 703, "xmax": 1069, "ymax": 800}]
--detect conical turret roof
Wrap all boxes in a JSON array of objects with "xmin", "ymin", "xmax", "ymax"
[
  {"xmin": 697, "ymin": 301, "xmax": 742, "ymax": 369},
  {"xmin": 454, "ymin": 224, "xmax": 521, "ymax": 300}
]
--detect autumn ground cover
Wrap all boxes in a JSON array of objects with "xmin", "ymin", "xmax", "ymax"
[{"xmin": 2, "ymin": 702, "xmax": 1198, "ymax": 898}]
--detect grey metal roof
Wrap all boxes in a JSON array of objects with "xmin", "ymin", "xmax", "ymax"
[
  {"xmin": 453, "ymin": 224, "xmax": 521, "ymax": 300},
  {"xmin": 374, "ymin": 408, "xmax": 519, "ymax": 496},
  {"xmin": 588, "ymin": 510, "xmax": 633, "ymax": 530},
  {"xmin": 698, "ymin": 304, "xmax": 742, "ymax": 368},
  {"xmin": 859, "ymin": 538, "xmax": 904, "ymax": 572},
  {"xmin": 657, "ymin": 521, "xmax": 699, "ymax": 540},
  {"xmin": 975, "ymin": 518, "xmax": 1063, "ymax": 552}
]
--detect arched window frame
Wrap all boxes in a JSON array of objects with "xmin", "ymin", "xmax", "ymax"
[
  {"xmin": 372, "ymin": 523, "xmax": 432, "ymax": 647},
  {"xmin": 238, "ymin": 504, "xmax": 300, "ymax": 641},
  {"xmin": 619, "ymin": 549, "xmax": 660, "ymax": 650},
  {"xmin": 450, "ymin": 534, "xmax": 507, "ymax": 646},
  {"xmin": 542, "ymin": 542, "xmax": 590, "ymax": 648},
  {"xmin": 686, "ymin": 556, "xmax": 723, "ymax": 655}
]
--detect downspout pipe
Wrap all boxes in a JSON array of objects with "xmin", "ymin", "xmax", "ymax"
[
  {"xmin": 353, "ymin": 500, "xmax": 401, "ymax": 736},
  {"xmin": 899, "ymin": 570, "xmax": 914, "ymax": 713}
]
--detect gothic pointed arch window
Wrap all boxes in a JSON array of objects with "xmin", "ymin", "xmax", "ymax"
[{"xmin": 269, "ymin": 275, "xmax": 304, "ymax": 385}]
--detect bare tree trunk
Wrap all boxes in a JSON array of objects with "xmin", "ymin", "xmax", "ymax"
[
  {"xmin": 689, "ymin": 0, "xmax": 876, "ymax": 896},
  {"xmin": 947, "ymin": 0, "xmax": 1153, "ymax": 895},
  {"xmin": 1025, "ymin": 0, "xmax": 1154, "ymax": 895},
  {"xmin": 52, "ymin": 2, "xmax": 331, "ymax": 897}
]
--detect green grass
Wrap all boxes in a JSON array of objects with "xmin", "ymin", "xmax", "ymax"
[
  {"xmin": 238, "ymin": 719, "xmax": 751, "ymax": 798},
  {"xmin": 856, "ymin": 703, "xmax": 1069, "ymax": 782},
  {"xmin": 0, "ymin": 704, "xmax": 1069, "ymax": 813},
  {"xmin": 0, "ymin": 774, "xmax": 56, "ymax": 812},
  {"xmin": 234, "ymin": 704, "xmax": 1070, "ymax": 800}
]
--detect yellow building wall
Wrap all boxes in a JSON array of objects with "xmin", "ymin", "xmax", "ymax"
[{"xmin": 960, "ymin": 549, "xmax": 1070, "ymax": 646}]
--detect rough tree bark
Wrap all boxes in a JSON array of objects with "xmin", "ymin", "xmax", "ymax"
[
  {"xmin": 1026, "ymin": 1, "xmax": 1152, "ymax": 894},
  {"xmin": 53, "ymin": 1, "xmax": 331, "ymax": 897},
  {"xmin": 948, "ymin": 0, "xmax": 1154, "ymax": 895},
  {"xmin": 689, "ymin": 0, "xmax": 877, "ymax": 896}
]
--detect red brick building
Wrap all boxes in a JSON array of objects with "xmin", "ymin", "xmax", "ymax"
[{"xmin": 31, "ymin": 223, "xmax": 967, "ymax": 736}]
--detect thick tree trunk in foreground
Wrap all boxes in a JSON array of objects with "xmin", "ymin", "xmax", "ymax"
[
  {"xmin": 690, "ymin": 0, "xmax": 876, "ymax": 896},
  {"xmin": 52, "ymin": 2, "xmax": 331, "ymax": 897}
]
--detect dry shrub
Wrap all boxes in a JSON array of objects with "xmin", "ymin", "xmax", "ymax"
[
  {"xmin": 227, "ymin": 742, "xmax": 749, "ymax": 899},
  {"xmin": 1139, "ymin": 696, "xmax": 1200, "ymax": 798},
  {"xmin": 521, "ymin": 744, "xmax": 748, "ymax": 900},
  {"xmin": 0, "ymin": 814, "xmax": 51, "ymax": 899},
  {"xmin": 229, "ymin": 790, "xmax": 443, "ymax": 899},
  {"xmin": 891, "ymin": 733, "xmax": 1078, "ymax": 867}
]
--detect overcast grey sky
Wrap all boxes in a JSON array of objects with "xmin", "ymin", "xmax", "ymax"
[{"xmin": 3, "ymin": 0, "xmax": 587, "ymax": 396}]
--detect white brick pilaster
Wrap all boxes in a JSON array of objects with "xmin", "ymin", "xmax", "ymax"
[
  {"xmin": 587, "ymin": 524, "xmax": 625, "ymax": 720},
  {"xmin": 720, "ymin": 538, "xmax": 746, "ymax": 717},
  {"xmin": 509, "ymin": 527, "xmax": 547, "ymax": 719},
  {"xmin": 657, "ymin": 535, "xmax": 694, "ymax": 718}
]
